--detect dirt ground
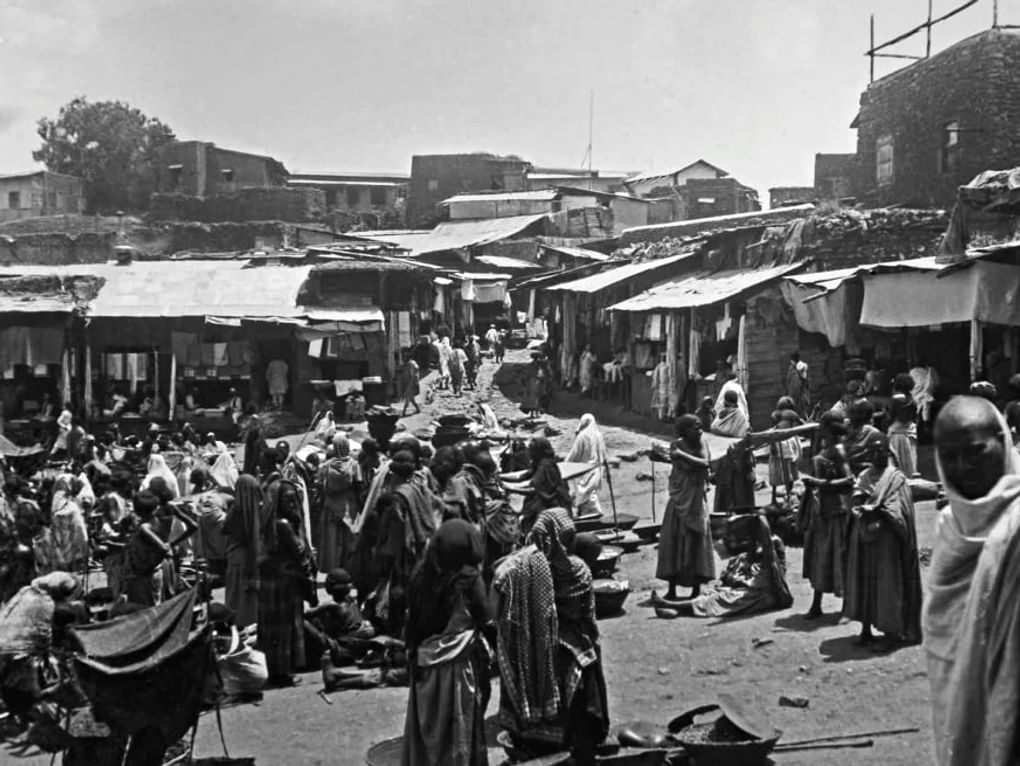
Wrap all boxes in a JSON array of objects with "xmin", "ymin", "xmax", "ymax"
[{"xmin": 9, "ymin": 348, "xmax": 938, "ymax": 766}]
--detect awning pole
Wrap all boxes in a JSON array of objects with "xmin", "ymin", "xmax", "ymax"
[{"xmin": 970, "ymin": 318, "xmax": 982, "ymax": 381}]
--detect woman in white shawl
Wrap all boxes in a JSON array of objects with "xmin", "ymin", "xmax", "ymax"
[
  {"xmin": 141, "ymin": 452, "xmax": 181, "ymax": 499},
  {"xmin": 437, "ymin": 337, "xmax": 452, "ymax": 390},
  {"xmin": 924, "ymin": 396, "xmax": 1020, "ymax": 766},
  {"xmin": 34, "ymin": 476, "xmax": 89, "ymax": 574},
  {"xmin": 565, "ymin": 413, "xmax": 607, "ymax": 516}
]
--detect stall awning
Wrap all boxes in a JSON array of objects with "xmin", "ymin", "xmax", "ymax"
[
  {"xmin": 548, "ymin": 251, "xmax": 696, "ymax": 294},
  {"xmin": 608, "ymin": 263, "xmax": 803, "ymax": 312},
  {"xmin": 361, "ymin": 214, "xmax": 548, "ymax": 257},
  {"xmin": 0, "ymin": 294, "xmax": 76, "ymax": 313},
  {"xmin": 860, "ymin": 260, "xmax": 1020, "ymax": 328}
]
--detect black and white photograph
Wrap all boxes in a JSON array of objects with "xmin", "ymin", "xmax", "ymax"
[{"xmin": 1, "ymin": 1, "xmax": 1019, "ymax": 764}]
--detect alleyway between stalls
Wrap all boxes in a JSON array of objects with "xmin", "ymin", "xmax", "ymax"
[{"xmin": 17, "ymin": 349, "xmax": 938, "ymax": 766}]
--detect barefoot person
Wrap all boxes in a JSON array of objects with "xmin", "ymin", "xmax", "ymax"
[
  {"xmin": 650, "ymin": 415, "xmax": 715, "ymax": 601},
  {"xmin": 842, "ymin": 431, "xmax": 922, "ymax": 649},
  {"xmin": 800, "ymin": 412, "xmax": 853, "ymax": 618},
  {"xmin": 924, "ymin": 396, "xmax": 1020, "ymax": 766}
]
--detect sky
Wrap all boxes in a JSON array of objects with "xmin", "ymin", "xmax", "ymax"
[{"xmin": 0, "ymin": 0, "xmax": 1009, "ymax": 199}]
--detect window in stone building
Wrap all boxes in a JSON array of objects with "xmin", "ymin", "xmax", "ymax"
[
  {"xmin": 876, "ymin": 134, "xmax": 894, "ymax": 187},
  {"xmin": 370, "ymin": 186, "xmax": 386, "ymax": 206},
  {"xmin": 7, "ymin": 191, "xmax": 20, "ymax": 209},
  {"xmin": 222, "ymin": 168, "xmax": 234, "ymax": 182},
  {"xmin": 941, "ymin": 121, "xmax": 960, "ymax": 175},
  {"xmin": 324, "ymin": 189, "xmax": 337, "ymax": 207},
  {"xmin": 168, "ymin": 164, "xmax": 183, "ymax": 190},
  {"xmin": 427, "ymin": 178, "xmax": 439, "ymax": 192},
  {"xmin": 346, "ymin": 186, "xmax": 361, "ymax": 207}
]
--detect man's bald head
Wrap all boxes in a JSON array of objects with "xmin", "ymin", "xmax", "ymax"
[{"xmin": 935, "ymin": 396, "xmax": 1007, "ymax": 500}]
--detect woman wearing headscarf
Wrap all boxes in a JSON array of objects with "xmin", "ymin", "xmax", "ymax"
[
  {"xmin": 33, "ymin": 475, "xmax": 89, "ymax": 576},
  {"xmin": 650, "ymin": 415, "xmax": 715, "ymax": 602},
  {"xmin": 223, "ymin": 474, "xmax": 262, "ymax": 628},
  {"xmin": 373, "ymin": 451, "xmax": 438, "ymax": 636},
  {"xmin": 656, "ymin": 514, "xmax": 793, "ymax": 619},
  {"xmin": 437, "ymin": 336, "xmax": 453, "ymax": 390},
  {"xmin": 402, "ymin": 520, "xmax": 493, "ymax": 766},
  {"xmin": 449, "ymin": 341, "xmax": 467, "ymax": 397},
  {"xmin": 528, "ymin": 508, "xmax": 609, "ymax": 764},
  {"xmin": 257, "ymin": 478, "xmax": 314, "ymax": 686},
  {"xmin": 141, "ymin": 453, "xmax": 181, "ymax": 500},
  {"xmin": 800, "ymin": 412, "xmax": 854, "ymax": 618},
  {"xmin": 845, "ymin": 399, "xmax": 881, "ymax": 474},
  {"xmin": 843, "ymin": 431, "xmax": 922, "ymax": 649},
  {"xmin": 564, "ymin": 414, "xmax": 607, "ymax": 517},
  {"xmin": 710, "ymin": 390, "xmax": 754, "ymax": 515},
  {"xmin": 318, "ymin": 434, "xmax": 361, "ymax": 573},
  {"xmin": 512, "ymin": 437, "xmax": 571, "ymax": 535},
  {"xmin": 241, "ymin": 404, "xmax": 267, "ymax": 477}
]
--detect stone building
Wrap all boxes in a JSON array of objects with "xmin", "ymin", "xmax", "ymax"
[
  {"xmin": 407, "ymin": 153, "xmax": 530, "ymax": 228},
  {"xmin": 156, "ymin": 141, "xmax": 289, "ymax": 198},
  {"xmin": 852, "ymin": 28, "xmax": 1020, "ymax": 208},
  {"xmin": 0, "ymin": 171, "xmax": 84, "ymax": 222}
]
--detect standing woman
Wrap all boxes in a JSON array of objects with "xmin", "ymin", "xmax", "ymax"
[
  {"xmin": 529, "ymin": 508, "xmax": 610, "ymax": 764},
  {"xmin": 650, "ymin": 415, "xmax": 715, "ymax": 601},
  {"xmin": 449, "ymin": 342, "xmax": 467, "ymax": 397},
  {"xmin": 564, "ymin": 414, "xmax": 607, "ymax": 517},
  {"xmin": 400, "ymin": 356, "xmax": 421, "ymax": 416},
  {"xmin": 843, "ymin": 432, "xmax": 923, "ymax": 648},
  {"xmin": 402, "ymin": 519, "xmax": 493, "ymax": 766},
  {"xmin": 257, "ymin": 479, "xmax": 313, "ymax": 686},
  {"xmin": 845, "ymin": 399, "xmax": 881, "ymax": 475},
  {"xmin": 437, "ymin": 337, "xmax": 453, "ymax": 390},
  {"xmin": 800, "ymin": 412, "xmax": 853, "ymax": 618},
  {"xmin": 511, "ymin": 436, "xmax": 571, "ymax": 535},
  {"xmin": 223, "ymin": 474, "xmax": 262, "ymax": 628},
  {"xmin": 317, "ymin": 434, "xmax": 361, "ymax": 573}
]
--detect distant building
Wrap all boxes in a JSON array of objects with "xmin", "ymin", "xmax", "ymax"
[
  {"xmin": 852, "ymin": 28, "xmax": 1020, "ymax": 208},
  {"xmin": 769, "ymin": 186, "xmax": 816, "ymax": 209},
  {"xmin": 0, "ymin": 171, "xmax": 84, "ymax": 222},
  {"xmin": 623, "ymin": 160, "xmax": 760, "ymax": 221},
  {"xmin": 407, "ymin": 153, "xmax": 530, "ymax": 228},
  {"xmin": 286, "ymin": 172, "xmax": 408, "ymax": 226},
  {"xmin": 814, "ymin": 153, "xmax": 856, "ymax": 205},
  {"xmin": 441, "ymin": 186, "xmax": 649, "ymax": 237},
  {"xmin": 525, "ymin": 167, "xmax": 633, "ymax": 195},
  {"xmin": 156, "ymin": 141, "xmax": 289, "ymax": 197}
]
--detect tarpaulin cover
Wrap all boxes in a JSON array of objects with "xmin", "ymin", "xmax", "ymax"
[
  {"xmin": 780, "ymin": 279, "xmax": 862, "ymax": 348},
  {"xmin": 0, "ymin": 433, "xmax": 46, "ymax": 457},
  {"xmin": 72, "ymin": 588, "xmax": 197, "ymax": 673},
  {"xmin": 860, "ymin": 261, "xmax": 1020, "ymax": 328},
  {"xmin": 71, "ymin": 589, "xmax": 213, "ymax": 741}
]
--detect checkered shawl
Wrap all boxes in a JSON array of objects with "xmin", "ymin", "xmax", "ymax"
[
  {"xmin": 529, "ymin": 508, "xmax": 590, "ymax": 604},
  {"xmin": 494, "ymin": 546, "xmax": 561, "ymax": 730}
]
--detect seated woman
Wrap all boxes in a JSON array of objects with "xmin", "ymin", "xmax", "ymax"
[{"xmin": 656, "ymin": 514, "xmax": 793, "ymax": 619}]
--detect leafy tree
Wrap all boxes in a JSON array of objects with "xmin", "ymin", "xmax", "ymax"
[{"xmin": 33, "ymin": 97, "xmax": 176, "ymax": 213}]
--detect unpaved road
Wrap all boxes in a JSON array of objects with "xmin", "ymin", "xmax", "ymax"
[{"xmin": 9, "ymin": 349, "xmax": 938, "ymax": 766}]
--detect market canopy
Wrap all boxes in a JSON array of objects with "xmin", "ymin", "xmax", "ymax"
[
  {"xmin": 547, "ymin": 251, "xmax": 696, "ymax": 294},
  {"xmin": 362, "ymin": 214, "xmax": 549, "ymax": 257},
  {"xmin": 608, "ymin": 262, "xmax": 803, "ymax": 312}
]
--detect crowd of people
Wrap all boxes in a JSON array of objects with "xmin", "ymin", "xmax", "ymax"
[{"xmin": 0, "ymin": 393, "xmax": 620, "ymax": 764}]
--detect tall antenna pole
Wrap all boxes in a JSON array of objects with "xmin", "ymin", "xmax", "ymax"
[
  {"xmin": 926, "ymin": 0, "xmax": 933, "ymax": 56},
  {"xmin": 588, "ymin": 90, "xmax": 594, "ymax": 187},
  {"xmin": 870, "ymin": 14, "xmax": 876, "ymax": 83},
  {"xmin": 994, "ymin": 0, "xmax": 999, "ymax": 27}
]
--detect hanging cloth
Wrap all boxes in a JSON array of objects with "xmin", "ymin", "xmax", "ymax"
[
  {"xmin": 688, "ymin": 319, "xmax": 701, "ymax": 380},
  {"xmin": 735, "ymin": 314, "xmax": 749, "ymax": 393}
]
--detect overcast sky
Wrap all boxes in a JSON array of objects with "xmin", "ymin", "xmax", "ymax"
[{"xmin": 0, "ymin": 0, "xmax": 1007, "ymax": 197}]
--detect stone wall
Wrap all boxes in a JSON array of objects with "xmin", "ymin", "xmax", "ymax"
[
  {"xmin": 0, "ymin": 231, "xmax": 116, "ymax": 265},
  {"xmin": 149, "ymin": 187, "xmax": 326, "ymax": 223},
  {"xmin": 407, "ymin": 153, "xmax": 530, "ymax": 228},
  {"xmin": 854, "ymin": 29, "xmax": 1020, "ymax": 208}
]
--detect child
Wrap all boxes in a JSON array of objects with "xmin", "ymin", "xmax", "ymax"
[
  {"xmin": 695, "ymin": 397, "xmax": 715, "ymax": 433},
  {"xmin": 768, "ymin": 408, "xmax": 802, "ymax": 507},
  {"xmin": 304, "ymin": 568, "xmax": 375, "ymax": 667}
]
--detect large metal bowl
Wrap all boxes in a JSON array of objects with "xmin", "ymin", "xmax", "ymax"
[{"xmin": 593, "ymin": 545, "xmax": 623, "ymax": 577}]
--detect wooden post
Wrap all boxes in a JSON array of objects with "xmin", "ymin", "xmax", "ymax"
[
  {"xmin": 970, "ymin": 319, "xmax": 982, "ymax": 381},
  {"xmin": 926, "ymin": 0, "xmax": 933, "ymax": 57}
]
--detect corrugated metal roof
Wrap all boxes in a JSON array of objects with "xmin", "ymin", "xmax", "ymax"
[
  {"xmin": 621, "ymin": 204, "xmax": 816, "ymax": 239},
  {"xmin": 286, "ymin": 179, "xmax": 405, "ymax": 188},
  {"xmin": 0, "ymin": 293, "xmax": 76, "ymax": 313},
  {"xmin": 609, "ymin": 263, "xmax": 804, "ymax": 312},
  {"xmin": 627, "ymin": 159, "xmax": 728, "ymax": 184},
  {"xmin": 539, "ymin": 244, "xmax": 611, "ymax": 262},
  {"xmin": 0, "ymin": 262, "xmax": 314, "ymax": 318},
  {"xmin": 441, "ymin": 190, "xmax": 559, "ymax": 205},
  {"xmin": 361, "ymin": 214, "xmax": 548, "ymax": 257},
  {"xmin": 475, "ymin": 255, "xmax": 543, "ymax": 270},
  {"xmin": 547, "ymin": 251, "xmax": 696, "ymax": 294}
]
